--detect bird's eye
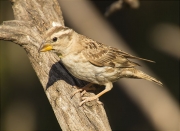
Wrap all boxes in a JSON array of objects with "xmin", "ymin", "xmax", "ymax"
[{"xmin": 52, "ymin": 37, "xmax": 57, "ymax": 42}]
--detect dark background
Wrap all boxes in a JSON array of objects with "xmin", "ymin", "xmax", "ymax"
[{"xmin": 1, "ymin": 0, "xmax": 179, "ymax": 131}]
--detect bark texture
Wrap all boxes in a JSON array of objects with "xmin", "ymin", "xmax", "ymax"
[{"xmin": 0, "ymin": 0, "xmax": 111, "ymax": 130}]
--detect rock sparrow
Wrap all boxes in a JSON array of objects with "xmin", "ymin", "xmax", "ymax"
[{"xmin": 39, "ymin": 25, "xmax": 162, "ymax": 106}]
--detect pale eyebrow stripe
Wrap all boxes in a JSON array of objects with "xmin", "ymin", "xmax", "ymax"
[
  {"xmin": 44, "ymin": 26, "xmax": 69, "ymax": 38},
  {"xmin": 53, "ymin": 28, "xmax": 71, "ymax": 37}
]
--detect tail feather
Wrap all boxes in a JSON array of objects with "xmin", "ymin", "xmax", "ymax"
[{"xmin": 120, "ymin": 68, "xmax": 163, "ymax": 86}]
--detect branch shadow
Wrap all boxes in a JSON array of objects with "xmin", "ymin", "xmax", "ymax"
[{"xmin": 46, "ymin": 61, "xmax": 88, "ymax": 90}]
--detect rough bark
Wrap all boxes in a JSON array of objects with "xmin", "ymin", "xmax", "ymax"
[{"xmin": 0, "ymin": 0, "xmax": 111, "ymax": 130}]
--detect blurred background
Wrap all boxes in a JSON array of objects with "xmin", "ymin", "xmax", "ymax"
[{"xmin": 0, "ymin": 0, "xmax": 179, "ymax": 131}]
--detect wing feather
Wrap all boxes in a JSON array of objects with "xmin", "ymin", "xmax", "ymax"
[{"xmin": 80, "ymin": 36, "xmax": 154, "ymax": 68}]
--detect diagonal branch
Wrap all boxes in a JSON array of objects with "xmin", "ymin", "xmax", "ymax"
[
  {"xmin": 0, "ymin": 21, "xmax": 41, "ymax": 46},
  {"xmin": 0, "ymin": 0, "xmax": 111, "ymax": 130}
]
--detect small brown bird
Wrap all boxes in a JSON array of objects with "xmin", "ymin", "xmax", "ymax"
[{"xmin": 40, "ymin": 25, "xmax": 162, "ymax": 106}]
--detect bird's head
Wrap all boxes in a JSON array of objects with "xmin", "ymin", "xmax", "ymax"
[{"xmin": 39, "ymin": 26, "xmax": 75, "ymax": 56}]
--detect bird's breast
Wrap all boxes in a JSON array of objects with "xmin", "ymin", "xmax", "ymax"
[{"xmin": 61, "ymin": 52, "xmax": 120, "ymax": 85}]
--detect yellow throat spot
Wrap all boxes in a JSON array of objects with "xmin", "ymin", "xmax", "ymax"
[
  {"xmin": 40, "ymin": 44, "xmax": 53, "ymax": 52},
  {"xmin": 58, "ymin": 53, "xmax": 63, "ymax": 58}
]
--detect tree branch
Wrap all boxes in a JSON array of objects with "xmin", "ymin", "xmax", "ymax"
[
  {"xmin": 105, "ymin": 0, "xmax": 139, "ymax": 17},
  {"xmin": 0, "ymin": 0, "xmax": 111, "ymax": 130}
]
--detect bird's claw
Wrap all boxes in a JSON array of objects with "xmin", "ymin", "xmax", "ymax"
[
  {"xmin": 71, "ymin": 89, "xmax": 83, "ymax": 99},
  {"xmin": 71, "ymin": 88, "xmax": 87, "ymax": 98},
  {"xmin": 71, "ymin": 85, "xmax": 103, "ymax": 106},
  {"xmin": 79, "ymin": 96, "xmax": 100, "ymax": 106}
]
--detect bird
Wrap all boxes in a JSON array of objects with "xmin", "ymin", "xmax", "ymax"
[{"xmin": 39, "ymin": 25, "xmax": 163, "ymax": 106}]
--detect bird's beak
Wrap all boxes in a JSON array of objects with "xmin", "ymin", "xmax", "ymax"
[{"xmin": 39, "ymin": 44, "xmax": 53, "ymax": 52}]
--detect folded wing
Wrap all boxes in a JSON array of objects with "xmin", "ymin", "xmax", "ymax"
[{"xmin": 81, "ymin": 38, "xmax": 154, "ymax": 68}]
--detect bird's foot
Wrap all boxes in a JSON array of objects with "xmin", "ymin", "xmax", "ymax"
[
  {"xmin": 71, "ymin": 84, "xmax": 103, "ymax": 106},
  {"xmin": 79, "ymin": 96, "xmax": 103, "ymax": 106},
  {"xmin": 71, "ymin": 83, "xmax": 94, "ymax": 98},
  {"xmin": 71, "ymin": 88, "xmax": 83, "ymax": 98},
  {"xmin": 71, "ymin": 87, "xmax": 88, "ymax": 98}
]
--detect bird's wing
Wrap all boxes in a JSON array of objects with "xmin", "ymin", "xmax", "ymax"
[{"xmin": 81, "ymin": 37, "xmax": 154, "ymax": 68}]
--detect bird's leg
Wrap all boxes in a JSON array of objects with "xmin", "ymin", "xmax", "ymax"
[
  {"xmin": 71, "ymin": 83, "xmax": 94, "ymax": 98},
  {"xmin": 79, "ymin": 82, "xmax": 113, "ymax": 106}
]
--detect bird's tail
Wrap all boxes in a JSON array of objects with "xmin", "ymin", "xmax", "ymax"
[{"xmin": 120, "ymin": 68, "xmax": 163, "ymax": 86}]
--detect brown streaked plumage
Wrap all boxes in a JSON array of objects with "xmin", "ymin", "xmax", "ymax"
[{"xmin": 39, "ymin": 25, "xmax": 162, "ymax": 106}]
